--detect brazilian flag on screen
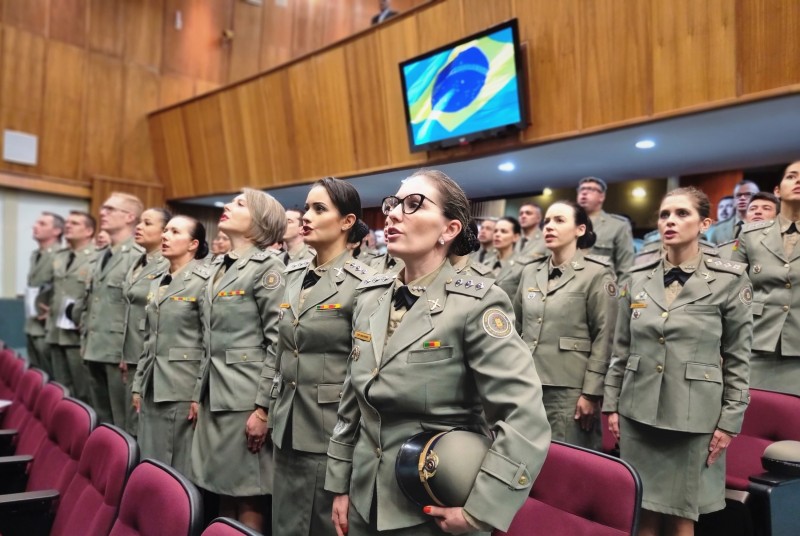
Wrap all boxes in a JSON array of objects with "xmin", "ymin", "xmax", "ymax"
[{"xmin": 403, "ymin": 27, "xmax": 521, "ymax": 146}]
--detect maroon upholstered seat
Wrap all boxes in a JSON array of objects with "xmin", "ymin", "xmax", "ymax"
[
  {"xmin": 108, "ymin": 459, "xmax": 202, "ymax": 536},
  {"xmin": 201, "ymin": 517, "xmax": 263, "ymax": 536},
  {"xmin": 51, "ymin": 424, "xmax": 139, "ymax": 536},
  {"xmin": 495, "ymin": 441, "xmax": 642, "ymax": 536},
  {"xmin": 9, "ymin": 382, "xmax": 67, "ymax": 457},
  {"xmin": 1, "ymin": 368, "xmax": 46, "ymax": 436},
  {"xmin": 0, "ymin": 351, "xmax": 25, "ymax": 400}
]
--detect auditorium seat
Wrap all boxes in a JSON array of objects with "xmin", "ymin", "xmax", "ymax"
[
  {"xmin": 108, "ymin": 459, "xmax": 203, "ymax": 536},
  {"xmin": 201, "ymin": 517, "xmax": 263, "ymax": 536},
  {"xmin": 0, "ymin": 382, "xmax": 66, "ymax": 457},
  {"xmin": 0, "ymin": 368, "xmax": 46, "ymax": 437},
  {"xmin": 495, "ymin": 441, "xmax": 642, "ymax": 536},
  {"xmin": 0, "ymin": 349, "xmax": 24, "ymax": 400}
]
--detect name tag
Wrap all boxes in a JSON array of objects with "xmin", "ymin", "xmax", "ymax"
[
  {"xmin": 354, "ymin": 331, "xmax": 372, "ymax": 342},
  {"xmin": 280, "ymin": 303, "xmax": 291, "ymax": 308}
]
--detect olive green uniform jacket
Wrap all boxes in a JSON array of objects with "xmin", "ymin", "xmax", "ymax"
[
  {"xmin": 603, "ymin": 254, "xmax": 753, "ymax": 434},
  {"xmin": 492, "ymin": 255, "xmax": 537, "ymax": 299},
  {"xmin": 122, "ymin": 253, "xmax": 168, "ymax": 365},
  {"xmin": 324, "ymin": 262, "xmax": 551, "ymax": 532},
  {"xmin": 25, "ymin": 245, "xmax": 58, "ymax": 337},
  {"xmin": 513, "ymin": 252, "xmax": 617, "ymax": 395},
  {"xmin": 46, "ymin": 246, "xmax": 96, "ymax": 347},
  {"xmin": 706, "ymin": 216, "xmax": 742, "ymax": 245},
  {"xmin": 588, "ymin": 210, "xmax": 634, "ymax": 283},
  {"xmin": 514, "ymin": 229, "xmax": 547, "ymax": 257}
]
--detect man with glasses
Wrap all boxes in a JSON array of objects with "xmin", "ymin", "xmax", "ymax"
[
  {"xmin": 74, "ymin": 192, "xmax": 144, "ymax": 425},
  {"xmin": 707, "ymin": 180, "xmax": 759, "ymax": 244},
  {"xmin": 576, "ymin": 177, "xmax": 634, "ymax": 283}
]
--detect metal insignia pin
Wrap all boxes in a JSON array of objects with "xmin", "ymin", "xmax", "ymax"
[
  {"xmin": 753, "ymin": 265, "xmax": 762, "ymax": 274},
  {"xmin": 465, "ymin": 280, "xmax": 473, "ymax": 288},
  {"xmin": 632, "ymin": 310, "xmax": 641, "ymax": 319},
  {"xmin": 428, "ymin": 299, "xmax": 440, "ymax": 311},
  {"xmin": 475, "ymin": 282, "xmax": 484, "ymax": 290},
  {"xmin": 455, "ymin": 279, "xmax": 463, "ymax": 286}
]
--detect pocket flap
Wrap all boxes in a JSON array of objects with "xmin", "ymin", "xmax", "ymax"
[
  {"xmin": 685, "ymin": 362, "xmax": 723, "ymax": 383},
  {"xmin": 481, "ymin": 449, "xmax": 531, "ymax": 490},
  {"xmin": 168, "ymin": 348, "xmax": 204, "ymax": 361},
  {"xmin": 559, "ymin": 337, "xmax": 591, "ymax": 352},
  {"xmin": 625, "ymin": 355, "xmax": 640, "ymax": 371},
  {"xmin": 751, "ymin": 302, "xmax": 764, "ymax": 316},
  {"xmin": 317, "ymin": 383, "xmax": 344, "ymax": 404},
  {"xmin": 407, "ymin": 346, "xmax": 454, "ymax": 364},
  {"xmin": 225, "ymin": 347, "xmax": 265, "ymax": 365},
  {"xmin": 685, "ymin": 304, "xmax": 718, "ymax": 314}
]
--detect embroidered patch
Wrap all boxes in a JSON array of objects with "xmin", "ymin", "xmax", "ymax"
[
  {"xmin": 262, "ymin": 270, "xmax": 282, "ymax": 290},
  {"xmin": 482, "ymin": 308, "xmax": 512, "ymax": 339},
  {"xmin": 630, "ymin": 302, "xmax": 647, "ymax": 309},
  {"xmin": 604, "ymin": 281, "xmax": 618, "ymax": 297},
  {"xmin": 354, "ymin": 331, "xmax": 372, "ymax": 342},
  {"xmin": 739, "ymin": 286, "xmax": 753, "ymax": 306}
]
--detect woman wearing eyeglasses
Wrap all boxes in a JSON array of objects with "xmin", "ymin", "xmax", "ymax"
[
  {"xmin": 326, "ymin": 170, "xmax": 550, "ymax": 536},
  {"xmin": 491, "ymin": 217, "xmax": 537, "ymax": 299},
  {"xmin": 512, "ymin": 201, "xmax": 617, "ymax": 450},
  {"xmin": 604, "ymin": 187, "xmax": 752, "ymax": 536}
]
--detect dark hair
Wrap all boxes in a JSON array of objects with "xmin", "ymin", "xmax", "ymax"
[
  {"xmin": 465, "ymin": 220, "xmax": 480, "ymax": 253},
  {"xmin": 174, "ymin": 216, "xmax": 209, "ymax": 259},
  {"xmin": 407, "ymin": 169, "xmax": 479, "ymax": 256},
  {"xmin": 313, "ymin": 177, "xmax": 369, "ymax": 245},
  {"xmin": 70, "ymin": 211, "xmax": 96, "ymax": 234},
  {"xmin": 663, "ymin": 187, "xmax": 711, "ymax": 219},
  {"xmin": 578, "ymin": 176, "xmax": 608, "ymax": 193},
  {"xmin": 286, "ymin": 207, "xmax": 303, "ymax": 219},
  {"xmin": 748, "ymin": 192, "xmax": 780, "ymax": 213},
  {"xmin": 497, "ymin": 216, "xmax": 522, "ymax": 235},
  {"xmin": 548, "ymin": 200, "xmax": 597, "ymax": 249},
  {"xmin": 147, "ymin": 208, "xmax": 173, "ymax": 228}
]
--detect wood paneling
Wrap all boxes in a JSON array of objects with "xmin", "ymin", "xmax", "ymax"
[
  {"xmin": 3, "ymin": 0, "xmax": 48, "ymax": 35},
  {"xmin": 291, "ymin": 0, "xmax": 326, "ymax": 59},
  {"xmin": 652, "ymin": 0, "xmax": 736, "ymax": 112},
  {"xmin": 462, "ymin": 0, "xmax": 513, "ymax": 34},
  {"xmin": 91, "ymin": 175, "xmax": 164, "ymax": 215},
  {"xmin": 259, "ymin": 0, "xmax": 294, "ymax": 71},
  {"xmin": 680, "ymin": 170, "xmax": 742, "ymax": 221},
  {"xmin": 312, "ymin": 49, "xmax": 357, "ymax": 177},
  {"xmin": 159, "ymin": 74, "xmax": 195, "ymax": 107},
  {"xmin": 49, "ymin": 0, "xmax": 87, "ymax": 47},
  {"xmin": 259, "ymin": 72, "xmax": 297, "ymax": 184},
  {"xmin": 416, "ymin": 0, "xmax": 463, "ymax": 52},
  {"xmin": 182, "ymin": 97, "xmax": 229, "ymax": 195},
  {"xmin": 88, "ymin": 0, "xmax": 124, "ymax": 56},
  {"xmin": 194, "ymin": 79, "xmax": 220, "ymax": 96},
  {"xmin": 0, "ymin": 171, "xmax": 91, "ymax": 198},
  {"xmin": 286, "ymin": 59, "xmax": 322, "ymax": 180},
  {"xmin": 124, "ymin": 0, "xmax": 164, "ymax": 69},
  {"xmin": 228, "ymin": 1, "xmax": 262, "ymax": 82},
  {"xmin": 40, "ymin": 41, "xmax": 86, "ymax": 180},
  {"xmin": 149, "ymin": 110, "xmax": 192, "ymax": 198},
  {"xmin": 83, "ymin": 53, "xmax": 124, "ymax": 178},
  {"xmin": 121, "ymin": 65, "xmax": 159, "ymax": 181},
  {"xmin": 737, "ymin": 0, "xmax": 800, "ymax": 94}
]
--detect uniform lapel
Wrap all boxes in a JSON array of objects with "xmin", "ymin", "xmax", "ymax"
[
  {"xmin": 368, "ymin": 287, "xmax": 393, "ymax": 366},
  {"xmin": 159, "ymin": 269, "xmax": 188, "ymax": 305},
  {"xmin": 534, "ymin": 262, "xmax": 549, "ymax": 299},
  {"xmin": 548, "ymin": 260, "xmax": 578, "ymax": 294},
  {"xmin": 214, "ymin": 248, "xmax": 256, "ymax": 297},
  {"xmin": 643, "ymin": 263, "xmax": 668, "ymax": 311},
  {"xmin": 299, "ymin": 270, "xmax": 338, "ymax": 317},
  {"xmin": 288, "ymin": 266, "xmax": 305, "ymax": 318},
  {"xmin": 670, "ymin": 263, "xmax": 714, "ymax": 310}
]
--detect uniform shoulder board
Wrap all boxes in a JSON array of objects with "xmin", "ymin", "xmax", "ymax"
[
  {"xmin": 700, "ymin": 245, "xmax": 719, "ymax": 257},
  {"xmin": 192, "ymin": 265, "xmax": 212, "ymax": 280},
  {"xmin": 512, "ymin": 255, "xmax": 538, "ymax": 266},
  {"xmin": 343, "ymin": 259, "xmax": 374, "ymax": 280},
  {"xmin": 704, "ymin": 257, "xmax": 747, "ymax": 276},
  {"xmin": 610, "ymin": 213, "xmax": 629, "ymax": 223},
  {"xmin": 467, "ymin": 261, "xmax": 492, "ymax": 276},
  {"xmin": 56, "ymin": 246, "xmax": 70, "ymax": 254},
  {"xmin": 446, "ymin": 276, "xmax": 493, "ymax": 299},
  {"xmin": 585, "ymin": 254, "xmax": 612, "ymax": 267},
  {"xmin": 741, "ymin": 219, "xmax": 774, "ymax": 233},
  {"xmin": 250, "ymin": 249, "xmax": 271, "ymax": 262},
  {"xmin": 285, "ymin": 259, "xmax": 311, "ymax": 273},
  {"xmin": 356, "ymin": 273, "xmax": 397, "ymax": 290},
  {"xmin": 642, "ymin": 229, "xmax": 660, "ymax": 244},
  {"xmin": 630, "ymin": 256, "xmax": 660, "ymax": 273},
  {"xmin": 131, "ymin": 243, "xmax": 145, "ymax": 254},
  {"xmin": 211, "ymin": 255, "xmax": 224, "ymax": 265}
]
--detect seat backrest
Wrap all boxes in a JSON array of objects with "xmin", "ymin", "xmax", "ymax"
[
  {"xmin": 52, "ymin": 424, "xmax": 139, "ymax": 536},
  {"xmin": 0, "ymin": 353, "xmax": 25, "ymax": 400},
  {"xmin": 13, "ymin": 382, "xmax": 67, "ymax": 456},
  {"xmin": 726, "ymin": 389, "xmax": 800, "ymax": 490},
  {"xmin": 108, "ymin": 459, "xmax": 203, "ymax": 536},
  {"xmin": 2, "ymin": 368, "xmax": 46, "ymax": 432},
  {"xmin": 25, "ymin": 397, "xmax": 96, "ymax": 495},
  {"xmin": 495, "ymin": 441, "xmax": 642, "ymax": 536},
  {"xmin": 201, "ymin": 517, "xmax": 262, "ymax": 536}
]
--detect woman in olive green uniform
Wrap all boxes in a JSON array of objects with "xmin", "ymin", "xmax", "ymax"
[
  {"xmin": 121, "ymin": 208, "xmax": 170, "ymax": 436},
  {"xmin": 327, "ymin": 170, "xmax": 550, "ymax": 536},
  {"xmin": 262, "ymin": 178, "xmax": 374, "ymax": 536},
  {"xmin": 604, "ymin": 187, "xmax": 753, "ymax": 536},
  {"xmin": 132, "ymin": 216, "xmax": 208, "ymax": 477},
  {"xmin": 491, "ymin": 217, "xmax": 536, "ymax": 299},
  {"xmin": 190, "ymin": 189, "xmax": 287, "ymax": 533},
  {"xmin": 514, "ymin": 201, "xmax": 617, "ymax": 450}
]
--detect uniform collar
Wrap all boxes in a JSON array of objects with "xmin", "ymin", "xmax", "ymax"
[
  {"xmin": 663, "ymin": 250, "xmax": 702, "ymax": 273},
  {"xmin": 778, "ymin": 214, "xmax": 800, "ymax": 234},
  {"xmin": 396, "ymin": 260, "xmax": 447, "ymax": 297}
]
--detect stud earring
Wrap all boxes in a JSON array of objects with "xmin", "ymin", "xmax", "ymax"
[{"xmin": 438, "ymin": 237, "xmax": 445, "ymax": 245}]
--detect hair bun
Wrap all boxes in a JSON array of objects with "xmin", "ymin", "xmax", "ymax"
[
  {"xmin": 195, "ymin": 241, "xmax": 210, "ymax": 259},
  {"xmin": 350, "ymin": 219, "xmax": 370, "ymax": 244},
  {"xmin": 451, "ymin": 221, "xmax": 480, "ymax": 256}
]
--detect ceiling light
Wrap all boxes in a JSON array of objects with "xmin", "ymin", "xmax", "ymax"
[
  {"xmin": 498, "ymin": 162, "xmax": 515, "ymax": 172},
  {"xmin": 542, "ymin": 188, "xmax": 553, "ymax": 196},
  {"xmin": 632, "ymin": 187, "xmax": 647, "ymax": 199},
  {"xmin": 635, "ymin": 139, "xmax": 656, "ymax": 149},
  {"xmin": 214, "ymin": 201, "xmax": 225, "ymax": 208}
]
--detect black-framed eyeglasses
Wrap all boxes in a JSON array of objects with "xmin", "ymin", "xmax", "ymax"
[{"xmin": 381, "ymin": 194, "xmax": 438, "ymax": 216}]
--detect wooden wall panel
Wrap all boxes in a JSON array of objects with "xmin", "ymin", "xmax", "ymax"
[
  {"xmin": 40, "ymin": 41, "xmax": 86, "ymax": 180},
  {"xmin": 88, "ymin": 0, "xmax": 124, "ymax": 56},
  {"xmin": 124, "ymin": 0, "xmax": 164, "ymax": 69},
  {"xmin": 259, "ymin": 0, "xmax": 294, "ymax": 71},
  {"xmin": 578, "ymin": 0, "xmax": 652, "ymax": 128},
  {"xmin": 91, "ymin": 176, "xmax": 164, "ymax": 215},
  {"xmin": 286, "ymin": 60, "xmax": 323, "ymax": 181},
  {"xmin": 121, "ymin": 65, "xmax": 159, "ymax": 181},
  {"xmin": 652, "ymin": 0, "xmax": 736, "ymax": 113},
  {"xmin": 462, "ymin": 0, "xmax": 513, "ymax": 33},
  {"xmin": 219, "ymin": 84, "xmax": 269, "ymax": 187},
  {"xmin": 182, "ymin": 97, "xmax": 230, "ymax": 195},
  {"xmin": 737, "ymin": 0, "xmax": 800, "ymax": 95},
  {"xmin": 291, "ymin": 0, "xmax": 326, "ymax": 59},
  {"xmin": 312, "ymin": 49, "xmax": 356, "ymax": 177},
  {"xmin": 228, "ymin": 1, "xmax": 263, "ymax": 82},
  {"xmin": 3, "ymin": 0, "xmax": 48, "ymax": 35},
  {"xmin": 83, "ymin": 53, "xmax": 124, "ymax": 178},
  {"xmin": 159, "ymin": 74, "xmax": 195, "ymax": 107},
  {"xmin": 258, "ymin": 72, "xmax": 297, "ymax": 184},
  {"xmin": 194, "ymin": 79, "xmax": 221, "ymax": 96},
  {"xmin": 516, "ymin": 0, "xmax": 581, "ymax": 139},
  {"xmin": 49, "ymin": 0, "xmax": 87, "ymax": 47},
  {"xmin": 149, "ymin": 111, "xmax": 193, "ymax": 198},
  {"xmin": 416, "ymin": 0, "xmax": 463, "ymax": 52}
]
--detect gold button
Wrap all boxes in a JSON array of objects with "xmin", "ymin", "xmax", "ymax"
[
  {"xmin": 785, "ymin": 263, "xmax": 790, "ymax": 268},
  {"xmin": 661, "ymin": 312, "xmax": 668, "ymax": 318},
  {"xmin": 656, "ymin": 365, "xmax": 663, "ymax": 373},
  {"xmin": 376, "ymin": 448, "xmax": 382, "ymax": 457},
  {"xmin": 290, "ymin": 381, "xmax": 296, "ymax": 388},
  {"xmin": 658, "ymin": 337, "xmax": 665, "ymax": 344},
  {"xmin": 537, "ymin": 318, "xmax": 542, "ymax": 324},
  {"xmin": 446, "ymin": 279, "xmax": 452, "ymax": 284},
  {"xmin": 292, "ymin": 319, "xmax": 299, "ymax": 327},
  {"xmin": 293, "ymin": 349, "xmax": 299, "ymax": 357},
  {"xmin": 183, "ymin": 354, "xmax": 187, "ymax": 359},
  {"xmin": 704, "ymin": 373, "xmax": 710, "ymax": 379},
  {"xmin": 572, "ymin": 344, "xmax": 578, "ymax": 350},
  {"xmin": 242, "ymin": 354, "xmax": 248, "ymax": 360},
  {"xmin": 784, "ymin": 305, "xmax": 790, "ymax": 312},
  {"xmin": 518, "ymin": 475, "xmax": 528, "ymax": 485},
  {"xmin": 786, "ymin": 283, "xmax": 792, "ymax": 289}
]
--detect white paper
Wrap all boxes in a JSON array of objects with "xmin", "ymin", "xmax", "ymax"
[
  {"xmin": 56, "ymin": 298, "xmax": 77, "ymax": 330},
  {"xmin": 0, "ymin": 399, "xmax": 12, "ymax": 410},
  {"xmin": 25, "ymin": 286, "xmax": 40, "ymax": 318}
]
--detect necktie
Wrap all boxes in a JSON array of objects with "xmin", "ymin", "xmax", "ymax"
[
  {"xmin": 66, "ymin": 252, "xmax": 76, "ymax": 271},
  {"xmin": 549, "ymin": 268, "xmax": 562, "ymax": 280},
  {"xmin": 160, "ymin": 274, "xmax": 172, "ymax": 287},
  {"xmin": 302, "ymin": 270, "xmax": 321, "ymax": 290},
  {"xmin": 138, "ymin": 254, "xmax": 148, "ymax": 268},
  {"xmin": 393, "ymin": 285, "xmax": 418, "ymax": 311},
  {"xmin": 479, "ymin": 250, "xmax": 486, "ymax": 263},
  {"xmin": 101, "ymin": 248, "xmax": 113, "ymax": 270},
  {"xmin": 223, "ymin": 255, "xmax": 236, "ymax": 271},
  {"xmin": 734, "ymin": 220, "xmax": 744, "ymax": 238},
  {"xmin": 787, "ymin": 223, "xmax": 799, "ymax": 235},
  {"xmin": 34, "ymin": 251, "xmax": 41, "ymax": 265},
  {"xmin": 283, "ymin": 251, "xmax": 291, "ymax": 266},
  {"xmin": 518, "ymin": 237, "xmax": 528, "ymax": 251},
  {"xmin": 663, "ymin": 268, "xmax": 691, "ymax": 287}
]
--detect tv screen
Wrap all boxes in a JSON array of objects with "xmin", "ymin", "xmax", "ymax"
[{"xmin": 399, "ymin": 19, "xmax": 527, "ymax": 153}]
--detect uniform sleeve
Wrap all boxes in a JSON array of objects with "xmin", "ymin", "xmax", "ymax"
[
  {"xmin": 256, "ymin": 281, "xmax": 290, "ymax": 411},
  {"xmin": 603, "ymin": 282, "xmax": 632, "ymax": 412},
  {"xmin": 717, "ymin": 274, "xmax": 753, "ymax": 433},
  {"xmin": 253, "ymin": 259, "xmax": 285, "ymax": 407},
  {"xmin": 131, "ymin": 325, "xmax": 154, "ymax": 395},
  {"xmin": 192, "ymin": 285, "xmax": 212, "ymax": 403},
  {"xmin": 512, "ymin": 266, "xmax": 529, "ymax": 335},
  {"xmin": 460, "ymin": 287, "xmax": 551, "ymax": 532},
  {"xmin": 324, "ymin": 343, "xmax": 362, "ymax": 494},
  {"xmin": 583, "ymin": 269, "xmax": 618, "ymax": 396},
  {"xmin": 614, "ymin": 221, "xmax": 635, "ymax": 284}
]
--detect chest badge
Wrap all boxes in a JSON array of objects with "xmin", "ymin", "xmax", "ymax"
[{"xmin": 753, "ymin": 264, "xmax": 762, "ymax": 274}]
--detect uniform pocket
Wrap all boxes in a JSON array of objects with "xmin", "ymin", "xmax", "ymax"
[
  {"xmin": 407, "ymin": 346, "xmax": 454, "ymax": 364},
  {"xmin": 317, "ymin": 383, "xmax": 344, "ymax": 404},
  {"xmin": 625, "ymin": 355, "xmax": 640, "ymax": 371},
  {"xmin": 751, "ymin": 302, "xmax": 764, "ymax": 316},
  {"xmin": 685, "ymin": 304, "xmax": 718, "ymax": 314},
  {"xmin": 559, "ymin": 337, "xmax": 591, "ymax": 352},
  {"xmin": 168, "ymin": 347, "xmax": 204, "ymax": 362},
  {"xmin": 685, "ymin": 362, "xmax": 722, "ymax": 383},
  {"xmin": 225, "ymin": 347, "xmax": 265, "ymax": 365}
]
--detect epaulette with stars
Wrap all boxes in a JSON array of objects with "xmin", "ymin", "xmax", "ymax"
[
  {"xmin": 629, "ymin": 257, "xmax": 660, "ymax": 273},
  {"xmin": 584, "ymin": 254, "xmax": 611, "ymax": 267},
  {"xmin": 703, "ymin": 257, "xmax": 747, "ymax": 276},
  {"xmin": 741, "ymin": 219, "xmax": 774, "ymax": 233},
  {"xmin": 343, "ymin": 259, "xmax": 374, "ymax": 280},
  {"xmin": 193, "ymin": 264, "xmax": 212, "ymax": 280},
  {"xmin": 285, "ymin": 259, "xmax": 311, "ymax": 273},
  {"xmin": 445, "ymin": 276, "xmax": 492, "ymax": 299},
  {"xmin": 250, "ymin": 249, "xmax": 272, "ymax": 262},
  {"xmin": 357, "ymin": 273, "xmax": 397, "ymax": 290}
]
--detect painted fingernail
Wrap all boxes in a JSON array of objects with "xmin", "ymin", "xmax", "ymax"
[{"xmin": 423, "ymin": 506, "xmax": 432, "ymax": 514}]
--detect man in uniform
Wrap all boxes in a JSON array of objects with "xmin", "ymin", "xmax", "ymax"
[
  {"xmin": 576, "ymin": 177, "xmax": 634, "ymax": 282},
  {"xmin": 79, "ymin": 193, "xmax": 144, "ymax": 424},
  {"xmin": 717, "ymin": 192, "xmax": 780, "ymax": 259},
  {"xmin": 515, "ymin": 203, "xmax": 546, "ymax": 257},
  {"xmin": 707, "ymin": 180, "xmax": 760, "ymax": 244},
  {"xmin": 47, "ymin": 211, "xmax": 96, "ymax": 402},
  {"xmin": 25, "ymin": 212, "xmax": 64, "ymax": 375},
  {"xmin": 470, "ymin": 218, "xmax": 497, "ymax": 266},
  {"xmin": 282, "ymin": 208, "xmax": 313, "ymax": 264},
  {"xmin": 731, "ymin": 161, "xmax": 800, "ymax": 395}
]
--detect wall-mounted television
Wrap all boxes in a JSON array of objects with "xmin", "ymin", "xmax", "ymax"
[{"xmin": 399, "ymin": 19, "xmax": 527, "ymax": 153}]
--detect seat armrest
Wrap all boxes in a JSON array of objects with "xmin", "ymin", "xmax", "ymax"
[
  {"xmin": 0, "ymin": 490, "xmax": 59, "ymax": 536},
  {"xmin": 0, "ymin": 429, "xmax": 19, "ymax": 456},
  {"xmin": 0, "ymin": 455, "xmax": 32, "ymax": 494}
]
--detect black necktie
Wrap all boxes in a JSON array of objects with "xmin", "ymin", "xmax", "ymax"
[
  {"xmin": 479, "ymin": 250, "xmax": 486, "ymax": 263},
  {"xmin": 664, "ymin": 268, "xmax": 691, "ymax": 287},
  {"xmin": 302, "ymin": 271, "xmax": 320, "ymax": 290},
  {"xmin": 223, "ymin": 255, "xmax": 236, "ymax": 271},
  {"xmin": 101, "ymin": 248, "xmax": 113, "ymax": 270},
  {"xmin": 160, "ymin": 274, "xmax": 172, "ymax": 287},
  {"xmin": 34, "ymin": 251, "xmax": 41, "ymax": 265},
  {"xmin": 283, "ymin": 251, "xmax": 291, "ymax": 266},
  {"xmin": 549, "ymin": 268, "xmax": 562, "ymax": 280},
  {"xmin": 519, "ymin": 237, "xmax": 528, "ymax": 251},
  {"xmin": 734, "ymin": 220, "xmax": 744, "ymax": 238},
  {"xmin": 787, "ymin": 223, "xmax": 799, "ymax": 235},
  {"xmin": 393, "ymin": 285, "xmax": 418, "ymax": 311},
  {"xmin": 138, "ymin": 254, "xmax": 148, "ymax": 268},
  {"xmin": 66, "ymin": 252, "xmax": 76, "ymax": 271}
]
